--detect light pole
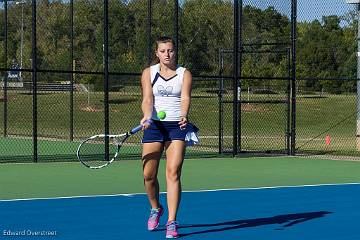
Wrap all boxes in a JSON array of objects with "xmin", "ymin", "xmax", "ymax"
[{"xmin": 346, "ymin": 0, "xmax": 360, "ymax": 149}]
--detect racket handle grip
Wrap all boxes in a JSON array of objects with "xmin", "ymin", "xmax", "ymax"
[{"xmin": 130, "ymin": 119, "xmax": 153, "ymax": 134}]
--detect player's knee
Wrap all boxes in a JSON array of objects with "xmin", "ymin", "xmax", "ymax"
[
  {"xmin": 143, "ymin": 173, "xmax": 156, "ymax": 182},
  {"xmin": 166, "ymin": 168, "xmax": 181, "ymax": 182}
]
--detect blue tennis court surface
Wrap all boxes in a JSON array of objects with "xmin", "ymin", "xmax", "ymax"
[{"xmin": 1, "ymin": 183, "xmax": 359, "ymax": 240}]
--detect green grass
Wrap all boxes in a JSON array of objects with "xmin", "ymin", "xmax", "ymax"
[
  {"xmin": 0, "ymin": 137, "xmax": 79, "ymax": 156},
  {"xmin": 0, "ymin": 90, "xmax": 359, "ymax": 156},
  {"xmin": 0, "ymin": 137, "xmax": 216, "ymax": 163},
  {"xmin": 1, "ymin": 156, "xmax": 359, "ymax": 200}
]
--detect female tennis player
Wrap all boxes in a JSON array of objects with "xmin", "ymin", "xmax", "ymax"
[{"xmin": 140, "ymin": 36, "xmax": 197, "ymax": 239}]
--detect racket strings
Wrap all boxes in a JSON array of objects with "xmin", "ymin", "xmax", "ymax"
[
  {"xmin": 77, "ymin": 135, "xmax": 122, "ymax": 168},
  {"xmin": 112, "ymin": 134, "xmax": 128, "ymax": 146}
]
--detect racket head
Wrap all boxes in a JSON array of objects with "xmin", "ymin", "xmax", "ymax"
[{"xmin": 76, "ymin": 133, "xmax": 128, "ymax": 169}]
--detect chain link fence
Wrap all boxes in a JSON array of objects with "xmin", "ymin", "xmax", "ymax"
[
  {"xmin": 296, "ymin": 0, "xmax": 359, "ymax": 158},
  {"xmin": 1, "ymin": 0, "xmax": 360, "ymax": 162}
]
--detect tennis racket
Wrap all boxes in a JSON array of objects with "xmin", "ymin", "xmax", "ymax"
[{"xmin": 77, "ymin": 120, "xmax": 152, "ymax": 169}]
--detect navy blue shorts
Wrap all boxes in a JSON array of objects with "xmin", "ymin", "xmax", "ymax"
[{"xmin": 142, "ymin": 120, "xmax": 187, "ymax": 143}]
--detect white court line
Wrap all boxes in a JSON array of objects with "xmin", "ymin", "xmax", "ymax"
[{"xmin": 1, "ymin": 182, "xmax": 359, "ymax": 203}]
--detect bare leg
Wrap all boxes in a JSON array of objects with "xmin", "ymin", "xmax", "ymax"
[
  {"xmin": 164, "ymin": 140, "xmax": 186, "ymax": 222},
  {"xmin": 142, "ymin": 142, "xmax": 164, "ymax": 209}
]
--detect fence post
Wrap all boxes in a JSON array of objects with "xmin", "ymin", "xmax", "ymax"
[
  {"xmin": 174, "ymin": 0, "xmax": 179, "ymax": 64},
  {"xmin": 32, "ymin": 0, "xmax": 38, "ymax": 163},
  {"xmin": 3, "ymin": 1, "xmax": 8, "ymax": 138},
  {"xmin": 286, "ymin": 48, "xmax": 291, "ymax": 154},
  {"xmin": 233, "ymin": 0, "xmax": 238, "ymax": 155},
  {"xmin": 103, "ymin": 0, "xmax": 109, "ymax": 161},
  {"xmin": 356, "ymin": 4, "xmax": 360, "ymax": 150},
  {"xmin": 290, "ymin": 0, "xmax": 297, "ymax": 155},
  {"xmin": 70, "ymin": 0, "xmax": 74, "ymax": 141},
  {"xmin": 147, "ymin": 0, "xmax": 152, "ymax": 65}
]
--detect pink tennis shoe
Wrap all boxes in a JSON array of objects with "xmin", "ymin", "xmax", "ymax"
[
  {"xmin": 147, "ymin": 206, "xmax": 164, "ymax": 231},
  {"xmin": 166, "ymin": 221, "xmax": 179, "ymax": 239}
]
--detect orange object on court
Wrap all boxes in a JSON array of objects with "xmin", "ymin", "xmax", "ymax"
[{"xmin": 325, "ymin": 135, "xmax": 331, "ymax": 146}]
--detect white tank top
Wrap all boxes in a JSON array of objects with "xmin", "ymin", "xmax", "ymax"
[{"xmin": 150, "ymin": 63, "xmax": 186, "ymax": 121}]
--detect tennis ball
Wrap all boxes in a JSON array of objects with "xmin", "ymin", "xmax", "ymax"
[{"xmin": 157, "ymin": 111, "xmax": 166, "ymax": 120}]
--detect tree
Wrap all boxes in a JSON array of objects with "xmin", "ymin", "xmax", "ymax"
[
  {"xmin": 180, "ymin": 0, "xmax": 233, "ymax": 76},
  {"xmin": 297, "ymin": 15, "xmax": 356, "ymax": 93}
]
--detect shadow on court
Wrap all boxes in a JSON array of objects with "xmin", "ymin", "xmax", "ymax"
[{"xmin": 155, "ymin": 211, "xmax": 332, "ymax": 237}]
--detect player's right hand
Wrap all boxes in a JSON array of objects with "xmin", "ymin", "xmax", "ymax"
[{"xmin": 140, "ymin": 117, "xmax": 152, "ymax": 130}]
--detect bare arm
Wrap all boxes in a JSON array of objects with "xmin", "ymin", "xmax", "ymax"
[
  {"xmin": 141, "ymin": 67, "xmax": 153, "ymax": 126},
  {"xmin": 179, "ymin": 69, "xmax": 192, "ymax": 128}
]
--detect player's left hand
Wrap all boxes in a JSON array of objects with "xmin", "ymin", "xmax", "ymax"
[{"xmin": 179, "ymin": 116, "xmax": 188, "ymax": 130}]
